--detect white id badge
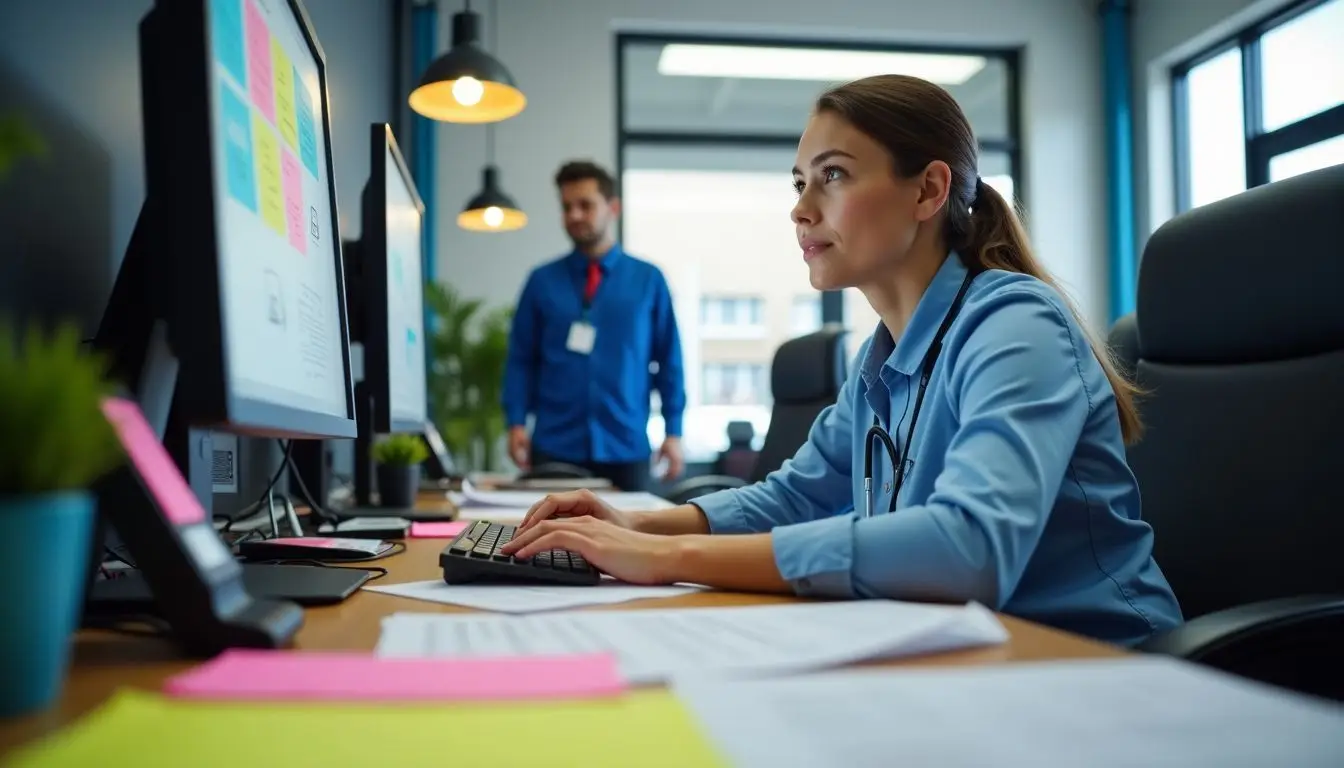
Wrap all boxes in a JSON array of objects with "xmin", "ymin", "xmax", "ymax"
[{"xmin": 566, "ymin": 321, "xmax": 596, "ymax": 354}]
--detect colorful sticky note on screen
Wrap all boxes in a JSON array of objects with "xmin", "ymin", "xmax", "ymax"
[
  {"xmin": 410, "ymin": 520, "xmax": 470, "ymax": 538},
  {"xmin": 162, "ymin": 649, "xmax": 625, "ymax": 702},
  {"xmin": 243, "ymin": 0, "xmax": 273, "ymax": 120},
  {"xmin": 253, "ymin": 113, "xmax": 286, "ymax": 236},
  {"xmin": 281, "ymin": 149, "xmax": 306, "ymax": 253}
]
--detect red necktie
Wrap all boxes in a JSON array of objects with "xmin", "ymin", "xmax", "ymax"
[{"xmin": 584, "ymin": 261, "xmax": 602, "ymax": 305}]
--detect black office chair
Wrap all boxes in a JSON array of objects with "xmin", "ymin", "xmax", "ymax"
[
  {"xmin": 665, "ymin": 326, "xmax": 848, "ymax": 505},
  {"xmin": 1108, "ymin": 164, "xmax": 1344, "ymax": 701},
  {"xmin": 712, "ymin": 421, "xmax": 758, "ymax": 481},
  {"xmin": 520, "ymin": 462, "xmax": 592, "ymax": 481}
]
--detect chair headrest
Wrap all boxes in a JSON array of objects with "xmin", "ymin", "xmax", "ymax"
[
  {"xmin": 725, "ymin": 420, "xmax": 755, "ymax": 446},
  {"xmin": 1137, "ymin": 164, "xmax": 1344, "ymax": 363},
  {"xmin": 1107, "ymin": 312, "xmax": 1139, "ymax": 380},
  {"xmin": 771, "ymin": 325, "xmax": 848, "ymax": 403}
]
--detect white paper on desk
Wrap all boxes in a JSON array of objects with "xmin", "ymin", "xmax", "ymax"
[
  {"xmin": 363, "ymin": 578, "xmax": 701, "ymax": 613},
  {"xmin": 458, "ymin": 479, "xmax": 672, "ymax": 511},
  {"xmin": 673, "ymin": 657, "xmax": 1344, "ymax": 768},
  {"xmin": 375, "ymin": 600, "xmax": 1007, "ymax": 684}
]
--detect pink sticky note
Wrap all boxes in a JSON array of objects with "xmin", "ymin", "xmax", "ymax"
[
  {"xmin": 281, "ymin": 149, "xmax": 305, "ymax": 253},
  {"xmin": 410, "ymin": 520, "xmax": 470, "ymax": 538},
  {"xmin": 101, "ymin": 398, "xmax": 206, "ymax": 526},
  {"xmin": 244, "ymin": 0, "xmax": 274, "ymax": 120},
  {"xmin": 163, "ymin": 649, "xmax": 626, "ymax": 702}
]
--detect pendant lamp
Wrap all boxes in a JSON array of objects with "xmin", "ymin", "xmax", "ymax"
[
  {"xmin": 458, "ymin": 0, "xmax": 526, "ymax": 232},
  {"xmin": 408, "ymin": 0, "xmax": 526, "ymax": 123},
  {"xmin": 458, "ymin": 133, "xmax": 527, "ymax": 232}
]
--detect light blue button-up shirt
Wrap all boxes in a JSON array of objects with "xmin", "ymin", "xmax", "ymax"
[{"xmin": 692, "ymin": 253, "xmax": 1183, "ymax": 647}]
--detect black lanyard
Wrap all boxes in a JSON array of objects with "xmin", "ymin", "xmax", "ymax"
[{"xmin": 864, "ymin": 266, "xmax": 980, "ymax": 517}]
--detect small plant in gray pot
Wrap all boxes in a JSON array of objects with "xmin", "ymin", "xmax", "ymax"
[
  {"xmin": 0, "ymin": 321, "xmax": 123, "ymax": 717},
  {"xmin": 371, "ymin": 434, "xmax": 428, "ymax": 509}
]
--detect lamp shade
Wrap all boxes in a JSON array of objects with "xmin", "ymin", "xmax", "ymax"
[
  {"xmin": 408, "ymin": 10, "xmax": 526, "ymax": 123},
  {"xmin": 458, "ymin": 166, "xmax": 527, "ymax": 232}
]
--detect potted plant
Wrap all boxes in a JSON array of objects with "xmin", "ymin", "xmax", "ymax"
[
  {"xmin": 0, "ymin": 321, "xmax": 123, "ymax": 717},
  {"xmin": 425, "ymin": 282, "xmax": 512, "ymax": 472},
  {"xmin": 371, "ymin": 433, "xmax": 429, "ymax": 508}
]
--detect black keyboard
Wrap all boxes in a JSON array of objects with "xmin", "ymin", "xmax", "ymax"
[{"xmin": 439, "ymin": 521, "xmax": 600, "ymax": 586}]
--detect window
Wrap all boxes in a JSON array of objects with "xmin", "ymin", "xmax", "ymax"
[
  {"xmin": 701, "ymin": 296, "xmax": 765, "ymax": 338},
  {"xmin": 790, "ymin": 294, "xmax": 823, "ymax": 335},
  {"xmin": 702, "ymin": 363, "xmax": 769, "ymax": 406},
  {"xmin": 1174, "ymin": 0, "xmax": 1344, "ymax": 211},
  {"xmin": 619, "ymin": 35, "xmax": 1020, "ymax": 459}
]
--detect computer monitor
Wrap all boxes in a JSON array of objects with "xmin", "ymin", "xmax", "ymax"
[
  {"xmin": 326, "ymin": 124, "xmax": 428, "ymax": 509},
  {"xmin": 362, "ymin": 123, "xmax": 428, "ymax": 435},
  {"xmin": 97, "ymin": 0, "xmax": 357, "ymax": 503},
  {"xmin": 87, "ymin": 0, "xmax": 356, "ymax": 652}
]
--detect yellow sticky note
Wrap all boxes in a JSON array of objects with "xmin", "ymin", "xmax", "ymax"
[
  {"xmin": 271, "ymin": 37, "xmax": 298, "ymax": 151},
  {"xmin": 7, "ymin": 688, "xmax": 727, "ymax": 768},
  {"xmin": 252, "ymin": 113, "xmax": 286, "ymax": 236}
]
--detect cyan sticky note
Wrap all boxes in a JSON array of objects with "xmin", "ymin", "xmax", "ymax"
[
  {"xmin": 210, "ymin": 0, "xmax": 248, "ymax": 87},
  {"xmin": 295, "ymin": 70, "xmax": 319, "ymax": 178},
  {"xmin": 218, "ymin": 83, "xmax": 257, "ymax": 212}
]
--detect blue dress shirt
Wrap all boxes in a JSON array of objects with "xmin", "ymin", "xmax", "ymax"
[
  {"xmin": 692, "ymin": 253, "xmax": 1183, "ymax": 646},
  {"xmin": 502, "ymin": 244, "xmax": 686, "ymax": 464}
]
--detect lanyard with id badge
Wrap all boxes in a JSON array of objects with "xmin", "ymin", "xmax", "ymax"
[{"xmin": 566, "ymin": 261, "xmax": 601, "ymax": 355}]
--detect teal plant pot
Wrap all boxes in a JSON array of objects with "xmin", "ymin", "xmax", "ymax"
[{"xmin": 0, "ymin": 491, "xmax": 95, "ymax": 717}]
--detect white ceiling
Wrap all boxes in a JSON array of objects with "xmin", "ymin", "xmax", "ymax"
[{"xmin": 621, "ymin": 41, "xmax": 1013, "ymax": 140}]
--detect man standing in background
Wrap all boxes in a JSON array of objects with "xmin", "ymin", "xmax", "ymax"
[{"xmin": 501, "ymin": 160, "xmax": 685, "ymax": 492}]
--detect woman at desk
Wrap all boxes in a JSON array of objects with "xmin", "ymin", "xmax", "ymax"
[{"xmin": 501, "ymin": 74, "xmax": 1182, "ymax": 647}]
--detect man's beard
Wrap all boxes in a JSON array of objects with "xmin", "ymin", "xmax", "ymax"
[{"xmin": 568, "ymin": 227, "xmax": 605, "ymax": 249}]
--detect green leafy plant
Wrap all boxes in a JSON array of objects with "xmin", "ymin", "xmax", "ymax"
[
  {"xmin": 0, "ymin": 113, "xmax": 46, "ymax": 182},
  {"xmin": 370, "ymin": 433, "xmax": 429, "ymax": 466},
  {"xmin": 425, "ymin": 281, "xmax": 512, "ymax": 472},
  {"xmin": 0, "ymin": 321, "xmax": 123, "ymax": 495}
]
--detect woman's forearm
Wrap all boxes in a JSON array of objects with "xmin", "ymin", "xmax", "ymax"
[
  {"xmin": 632, "ymin": 504, "xmax": 712, "ymax": 536},
  {"xmin": 666, "ymin": 533, "xmax": 793, "ymax": 594}
]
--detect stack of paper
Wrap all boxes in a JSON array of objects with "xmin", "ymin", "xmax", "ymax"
[
  {"xmin": 672, "ymin": 656, "xmax": 1344, "ymax": 767},
  {"xmin": 458, "ymin": 479, "xmax": 674, "ymax": 511},
  {"xmin": 376, "ymin": 600, "xmax": 1008, "ymax": 684},
  {"xmin": 364, "ymin": 579, "xmax": 703, "ymax": 613}
]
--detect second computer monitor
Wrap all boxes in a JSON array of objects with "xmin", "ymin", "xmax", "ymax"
[{"xmin": 361, "ymin": 123, "xmax": 428, "ymax": 434}]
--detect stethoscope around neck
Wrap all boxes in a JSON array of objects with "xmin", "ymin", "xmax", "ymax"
[{"xmin": 864, "ymin": 266, "xmax": 980, "ymax": 518}]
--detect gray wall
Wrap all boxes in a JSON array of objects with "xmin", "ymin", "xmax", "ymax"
[
  {"xmin": 0, "ymin": 0, "xmax": 394, "ymax": 511},
  {"xmin": 1130, "ymin": 0, "xmax": 1294, "ymax": 248},
  {"xmin": 432, "ymin": 0, "xmax": 1115, "ymax": 330}
]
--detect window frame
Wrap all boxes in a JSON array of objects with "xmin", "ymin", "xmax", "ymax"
[
  {"xmin": 615, "ymin": 31, "xmax": 1024, "ymax": 325},
  {"xmin": 1172, "ymin": 0, "xmax": 1344, "ymax": 211}
]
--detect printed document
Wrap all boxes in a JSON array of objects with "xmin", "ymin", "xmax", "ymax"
[
  {"xmin": 376, "ymin": 600, "xmax": 1007, "ymax": 684},
  {"xmin": 672, "ymin": 656, "xmax": 1344, "ymax": 768}
]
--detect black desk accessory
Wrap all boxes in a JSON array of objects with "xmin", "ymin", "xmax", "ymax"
[
  {"xmin": 89, "ymin": 563, "xmax": 369, "ymax": 611},
  {"xmin": 94, "ymin": 397, "xmax": 303, "ymax": 655}
]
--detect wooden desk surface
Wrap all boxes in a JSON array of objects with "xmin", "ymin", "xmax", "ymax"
[{"xmin": 0, "ymin": 519, "xmax": 1123, "ymax": 755}]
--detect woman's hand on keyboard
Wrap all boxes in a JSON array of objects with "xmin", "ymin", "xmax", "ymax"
[
  {"xmin": 500, "ymin": 516, "xmax": 679, "ymax": 585},
  {"xmin": 518, "ymin": 489, "xmax": 636, "ymax": 532}
]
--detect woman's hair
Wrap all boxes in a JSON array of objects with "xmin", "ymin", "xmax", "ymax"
[{"xmin": 815, "ymin": 74, "xmax": 1143, "ymax": 444}]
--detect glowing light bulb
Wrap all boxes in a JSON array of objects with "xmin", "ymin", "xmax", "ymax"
[
  {"xmin": 452, "ymin": 76, "xmax": 484, "ymax": 106},
  {"xmin": 483, "ymin": 206, "xmax": 504, "ymax": 228}
]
